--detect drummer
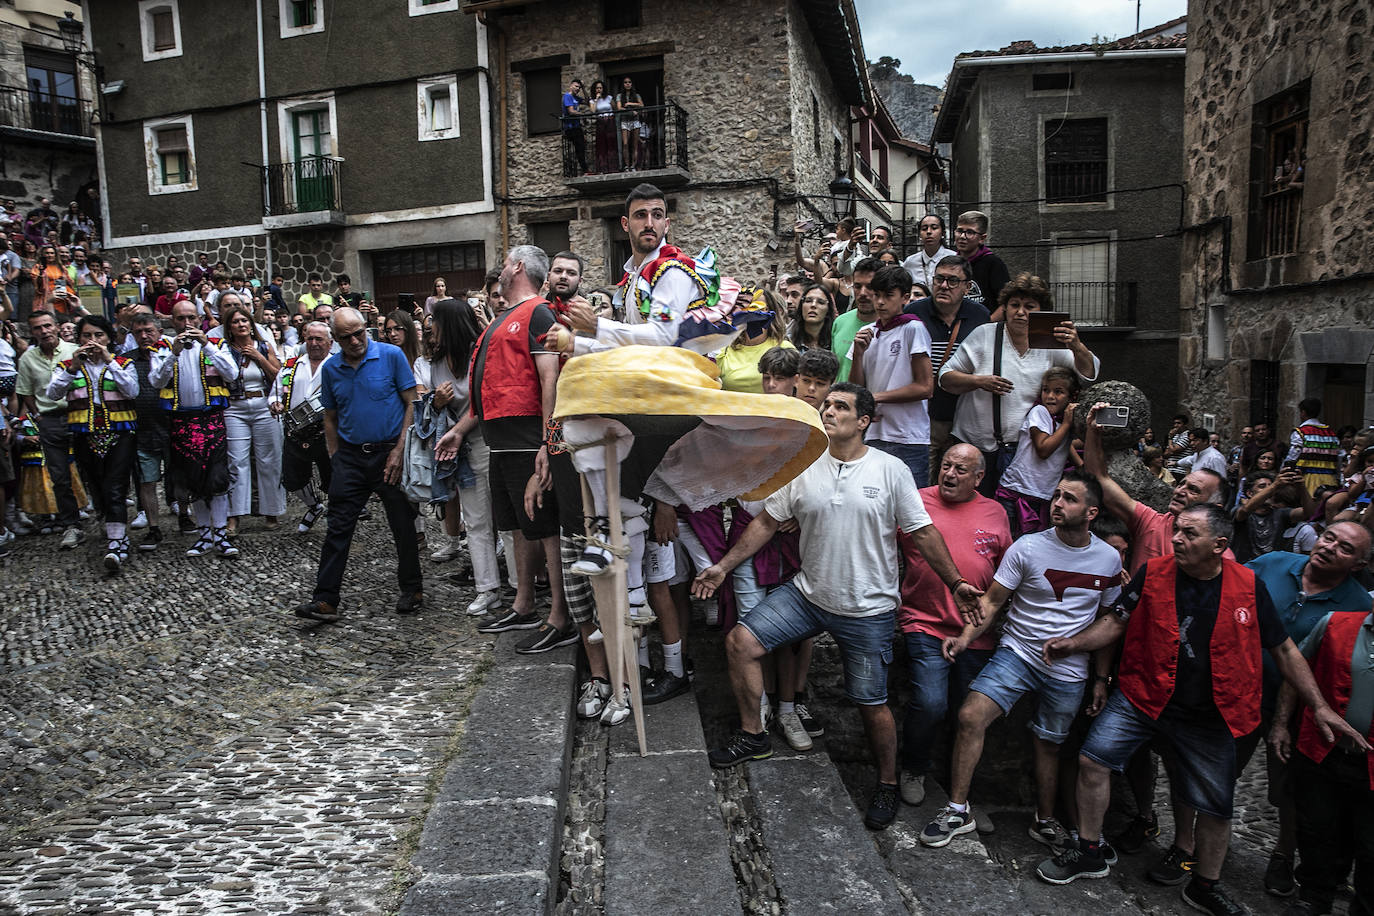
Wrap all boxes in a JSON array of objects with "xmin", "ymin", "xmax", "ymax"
[{"xmin": 271, "ymin": 319, "xmax": 334, "ymax": 533}]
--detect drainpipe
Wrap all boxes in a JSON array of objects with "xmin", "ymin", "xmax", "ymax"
[
  {"xmin": 479, "ymin": 10, "xmax": 509, "ymax": 257},
  {"xmin": 255, "ymin": 0, "xmax": 272, "ymax": 281}
]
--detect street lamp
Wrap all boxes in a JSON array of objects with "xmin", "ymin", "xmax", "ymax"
[
  {"xmin": 57, "ymin": 12, "xmax": 111, "ymax": 120},
  {"xmin": 828, "ymin": 175, "xmax": 855, "ymax": 222}
]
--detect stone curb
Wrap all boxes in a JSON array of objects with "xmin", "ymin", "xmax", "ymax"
[{"xmin": 400, "ymin": 634, "xmax": 577, "ymax": 916}]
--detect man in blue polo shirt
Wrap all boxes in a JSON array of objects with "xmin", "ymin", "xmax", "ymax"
[{"xmin": 294, "ymin": 307, "xmax": 421, "ymax": 623}]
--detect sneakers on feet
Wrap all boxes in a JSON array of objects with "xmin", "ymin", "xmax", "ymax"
[
  {"xmin": 1147, "ymin": 844, "xmax": 1198, "ymax": 886},
  {"xmin": 395, "ymin": 591, "xmax": 425, "ymax": 614},
  {"xmin": 920, "ymin": 805, "xmax": 977, "ymax": 847},
  {"xmin": 794, "ymin": 701, "xmax": 824, "ymax": 738},
  {"xmin": 1264, "ymin": 855, "xmax": 1296, "ymax": 897},
  {"xmin": 293, "ymin": 600, "xmax": 339, "ymax": 623},
  {"xmin": 476, "ymin": 609, "xmax": 541, "ymax": 633},
  {"xmin": 600, "ymin": 686, "xmax": 631, "ymax": 726},
  {"xmin": 1099, "ymin": 836, "xmax": 1119, "ymax": 866},
  {"xmin": 430, "ymin": 539, "xmax": 462, "ymax": 562},
  {"xmin": 708, "ymin": 729, "xmax": 772, "ymax": 767},
  {"xmin": 138, "ymin": 527, "xmax": 163, "ymax": 551},
  {"xmin": 59, "ymin": 526, "xmax": 83, "ymax": 549},
  {"xmin": 515, "ymin": 622, "xmax": 579, "ymax": 654},
  {"xmin": 130, "ymin": 510, "xmax": 148, "ymax": 529},
  {"xmin": 576, "ymin": 678, "xmax": 612, "ymax": 719},
  {"xmin": 1029, "ymin": 816, "xmax": 1073, "ymax": 852},
  {"xmin": 899, "ymin": 771, "xmax": 926, "ymax": 806},
  {"xmin": 1035, "ymin": 841, "xmax": 1110, "ymax": 885},
  {"xmin": 178, "ymin": 513, "xmax": 197, "ymax": 534},
  {"xmin": 466, "ymin": 589, "xmax": 502, "ymax": 616},
  {"xmin": 777, "ymin": 710, "xmax": 813, "ymax": 751},
  {"xmin": 186, "ymin": 529, "xmax": 215, "ymax": 557},
  {"xmin": 864, "ymin": 781, "xmax": 900, "ymax": 830},
  {"xmin": 103, "ymin": 538, "xmax": 123, "ymax": 571},
  {"xmin": 641, "ymin": 669, "xmax": 691, "ymax": 705},
  {"xmin": 1112, "ymin": 811, "xmax": 1160, "ymax": 854},
  {"xmin": 297, "ymin": 502, "xmax": 326, "ymax": 534},
  {"xmin": 1182, "ymin": 878, "xmax": 1248, "ymax": 915}
]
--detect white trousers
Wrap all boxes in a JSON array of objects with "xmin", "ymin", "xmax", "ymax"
[
  {"xmin": 226, "ymin": 398, "xmax": 286, "ymax": 518},
  {"xmin": 459, "ymin": 435, "xmax": 500, "ymax": 594}
]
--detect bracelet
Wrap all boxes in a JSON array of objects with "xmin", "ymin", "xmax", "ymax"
[{"xmin": 950, "ymin": 577, "xmax": 968, "ymax": 591}]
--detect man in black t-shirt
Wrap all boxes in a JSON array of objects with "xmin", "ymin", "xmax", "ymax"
[{"xmin": 1033, "ymin": 505, "xmax": 1366, "ymax": 913}]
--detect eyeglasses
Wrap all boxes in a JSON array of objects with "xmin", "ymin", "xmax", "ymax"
[
  {"xmin": 953, "ymin": 228, "xmax": 982, "ymax": 237},
  {"xmin": 932, "ymin": 275, "xmax": 966, "ymax": 287}
]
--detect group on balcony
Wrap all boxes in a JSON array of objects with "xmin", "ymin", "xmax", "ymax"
[{"xmin": 561, "ymin": 76, "xmax": 657, "ymax": 175}]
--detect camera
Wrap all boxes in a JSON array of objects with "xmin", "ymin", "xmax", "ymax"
[{"xmin": 1097, "ymin": 406, "xmax": 1130, "ymax": 428}]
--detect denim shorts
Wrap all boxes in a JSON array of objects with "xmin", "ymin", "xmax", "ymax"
[
  {"xmin": 968, "ymin": 646, "xmax": 1085, "ymax": 744},
  {"xmin": 135, "ymin": 449, "xmax": 164, "ymax": 484},
  {"xmin": 1080, "ymin": 690, "xmax": 1238, "ymax": 819},
  {"xmin": 740, "ymin": 581, "xmax": 893, "ymax": 705}
]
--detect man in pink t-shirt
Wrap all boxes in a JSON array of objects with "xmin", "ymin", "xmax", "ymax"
[
  {"xmin": 1083, "ymin": 403, "xmax": 1230, "ymax": 574},
  {"xmin": 897, "ymin": 443, "xmax": 1013, "ymax": 805}
]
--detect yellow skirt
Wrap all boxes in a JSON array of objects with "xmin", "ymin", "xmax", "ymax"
[{"xmin": 18, "ymin": 464, "xmax": 87, "ymax": 517}]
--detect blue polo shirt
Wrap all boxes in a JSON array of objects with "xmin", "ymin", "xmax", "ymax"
[
  {"xmin": 319, "ymin": 339, "xmax": 415, "ymax": 445},
  {"xmin": 1248, "ymin": 550, "xmax": 1374, "ymax": 703}
]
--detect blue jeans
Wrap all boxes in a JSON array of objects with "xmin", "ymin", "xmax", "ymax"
[
  {"xmin": 902, "ymin": 631, "xmax": 992, "ymax": 774},
  {"xmin": 740, "ymin": 581, "xmax": 894, "ymax": 705},
  {"xmin": 731, "ymin": 556, "xmax": 768, "ymax": 618},
  {"xmin": 968, "ymin": 646, "xmax": 1086, "ymax": 744},
  {"xmin": 868, "ymin": 440, "xmax": 929, "ymax": 486}
]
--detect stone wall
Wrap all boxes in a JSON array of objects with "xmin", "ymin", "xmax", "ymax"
[
  {"xmin": 1178, "ymin": 0, "xmax": 1374, "ymax": 434},
  {"xmin": 0, "ymin": 145, "xmax": 98, "ymax": 216}
]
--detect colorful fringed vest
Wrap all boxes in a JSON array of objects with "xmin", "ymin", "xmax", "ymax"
[
  {"xmin": 1294, "ymin": 419, "xmax": 1341, "ymax": 479},
  {"xmin": 159, "ymin": 343, "xmax": 230, "ymax": 412},
  {"xmin": 63, "ymin": 357, "xmax": 138, "ymax": 435}
]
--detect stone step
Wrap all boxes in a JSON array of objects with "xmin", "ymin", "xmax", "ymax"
[
  {"xmin": 400, "ymin": 634, "xmax": 577, "ymax": 916},
  {"xmin": 747, "ymin": 751, "xmax": 908, "ymax": 914},
  {"xmin": 603, "ymin": 686, "xmax": 741, "ymax": 916}
]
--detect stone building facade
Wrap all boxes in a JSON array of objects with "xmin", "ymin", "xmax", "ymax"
[
  {"xmin": 0, "ymin": 1, "xmax": 98, "ymax": 221},
  {"xmin": 480, "ymin": 0, "xmax": 868, "ymax": 290},
  {"xmin": 1178, "ymin": 0, "xmax": 1374, "ymax": 436}
]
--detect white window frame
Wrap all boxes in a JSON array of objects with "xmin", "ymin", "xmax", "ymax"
[
  {"xmin": 144, "ymin": 115, "xmax": 197, "ymax": 195},
  {"xmin": 138, "ymin": 0, "xmax": 183, "ymax": 62},
  {"xmin": 417, "ymin": 77, "xmax": 460, "ymax": 142},
  {"xmin": 279, "ymin": 0, "xmax": 324, "ymax": 38},
  {"xmin": 277, "ymin": 93, "xmax": 338, "ymax": 163},
  {"xmin": 409, "ymin": 0, "xmax": 460, "ymax": 15}
]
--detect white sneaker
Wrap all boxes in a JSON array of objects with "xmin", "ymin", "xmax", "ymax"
[
  {"xmin": 587, "ymin": 627, "xmax": 604, "ymax": 645},
  {"xmin": 130, "ymin": 511, "xmax": 149, "ymax": 529},
  {"xmin": 778, "ymin": 710, "xmax": 813, "ymax": 751},
  {"xmin": 466, "ymin": 589, "xmax": 502, "ymax": 616},
  {"xmin": 577, "ymin": 678, "xmax": 612, "ymax": 719},
  {"xmin": 59, "ymin": 526, "xmax": 83, "ymax": 549},
  {"xmin": 900, "ymin": 771, "xmax": 926, "ymax": 806},
  {"xmin": 600, "ymin": 687, "xmax": 631, "ymax": 726},
  {"xmin": 430, "ymin": 539, "xmax": 462, "ymax": 562}
]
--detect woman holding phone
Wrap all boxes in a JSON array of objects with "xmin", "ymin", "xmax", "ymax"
[{"xmin": 937, "ymin": 273, "xmax": 1101, "ymax": 497}]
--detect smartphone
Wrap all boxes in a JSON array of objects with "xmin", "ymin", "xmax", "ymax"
[
  {"xmin": 1027, "ymin": 311, "xmax": 1072, "ymax": 349},
  {"xmin": 1097, "ymin": 406, "xmax": 1130, "ymax": 428},
  {"xmin": 796, "ymin": 218, "xmax": 816, "ymax": 234},
  {"xmin": 862, "ymin": 218, "xmax": 871, "ymax": 240},
  {"xmin": 397, "ymin": 292, "xmax": 416, "ymax": 310}
]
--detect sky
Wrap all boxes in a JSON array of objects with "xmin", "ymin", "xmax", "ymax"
[{"xmin": 852, "ymin": 0, "xmax": 1188, "ymax": 88}]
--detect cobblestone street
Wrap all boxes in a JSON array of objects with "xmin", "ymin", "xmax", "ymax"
[{"xmin": 0, "ymin": 512, "xmax": 491, "ymax": 914}]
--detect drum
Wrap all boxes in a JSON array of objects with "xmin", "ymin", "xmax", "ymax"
[{"xmin": 284, "ymin": 393, "xmax": 325, "ymax": 443}]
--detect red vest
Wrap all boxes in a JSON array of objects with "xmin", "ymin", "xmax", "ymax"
[
  {"xmin": 1118, "ymin": 556, "xmax": 1262, "ymax": 738},
  {"xmin": 471, "ymin": 297, "xmax": 546, "ymax": 421},
  {"xmin": 1296, "ymin": 611, "xmax": 1374, "ymax": 789}
]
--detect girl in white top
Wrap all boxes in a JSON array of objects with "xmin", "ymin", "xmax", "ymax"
[{"xmin": 997, "ymin": 366, "xmax": 1080, "ymax": 537}]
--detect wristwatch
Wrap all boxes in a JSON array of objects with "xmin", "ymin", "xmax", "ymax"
[{"xmin": 1093, "ymin": 673, "xmax": 1115, "ymax": 686}]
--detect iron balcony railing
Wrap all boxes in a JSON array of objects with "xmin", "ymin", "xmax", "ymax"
[
  {"xmin": 0, "ymin": 84, "xmax": 92, "ymax": 137},
  {"xmin": 558, "ymin": 101, "xmax": 689, "ymax": 179},
  {"xmin": 1048, "ymin": 280, "xmax": 1138, "ymax": 328},
  {"xmin": 260, "ymin": 157, "xmax": 342, "ymax": 217}
]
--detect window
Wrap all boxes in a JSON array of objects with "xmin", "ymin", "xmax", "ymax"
[
  {"xmin": 276, "ymin": 95, "xmax": 339, "ymax": 212},
  {"xmin": 143, "ymin": 116, "xmax": 196, "ymax": 194},
  {"xmin": 1249, "ymin": 360, "xmax": 1280, "ymax": 427},
  {"xmin": 409, "ymin": 0, "xmax": 459, "ymax": 14},
  {"xmin": 279, "ymin": 0, "xmax": 324, "ymax": 37},
  {"xmin": 1206, "ymin": 304, "xmax": 1226, "ymax": 360},
  {"xmin": 524, "ymin": 67, "xmax": 563, "ymax": 137},
  {"xmin": 603, "ymin": 0, "xmax": 642, "ymax": 30},
  {"xmin": 1247, "ymin": 82, "xmax": 1308, "ymax": 260},
  {"xmin": 1044, "ymin": 117, "xmax": 1108, "ymax": 203},
  {"xmin": 24, "ymin": 49, "xmax": 81, "ymax": 135},
  {"xmin": 138, "ymin": 0, "xmax": 183, "ymax": 61},
  {"xmin": 1032, "ymin": 72, "xmax": 1074, "ymax": 92},
  {"xmin": 529, "ymin": 222, "xmax": 570, "ymax": 260},
  {"xmin": 418, "ymin": 77, "xmax": 459, "ymax": 141},
  {"xmin": 1049, "ymin": 236, "xmax": 1115, "ymax": 325}
]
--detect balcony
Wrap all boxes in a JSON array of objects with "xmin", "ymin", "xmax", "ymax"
[
  {"xmin": 0, "ymin": 85, "xmax": 95, "ymax": 147},
  {"xmin": 561, "ymin": 101, "xmax": 690, "ymax": 193},
  {"xmin": 1048, "ymin": 281, "xmax": 1137, "ymax": 328},
  {"xmin": 260, "ymin": 157, "xmax": 345, "ymax": 230}
]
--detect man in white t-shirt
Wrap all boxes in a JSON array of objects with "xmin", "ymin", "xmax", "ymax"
[
  {"xmin": 1176, "ymin": 426, "xmax": 1229, "ymax": 478},
  {"xmin": 693, "ymin": 382, "xmax": 981, "ymax": 831},
  {"xmin": 849, "ymin": 263, "xmax": 933, "ymax": 484},
  {"xmin": 920, "ymin": 470, "xmax": 1123, "ymax": 851}
]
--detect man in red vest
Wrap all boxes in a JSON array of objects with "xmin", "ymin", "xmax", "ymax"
[
  {"xmin": 1270, "ymin": 604, "xmax": 1374, "ymax": 916},
  {"xmin": 1033, "ymin": 504, "xmax": 1368, "ymax": 916}
]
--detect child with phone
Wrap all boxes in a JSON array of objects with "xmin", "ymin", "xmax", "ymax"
[{"xmin": 995, "ymin": 366, "xmax": 1079, "ymax": 537}]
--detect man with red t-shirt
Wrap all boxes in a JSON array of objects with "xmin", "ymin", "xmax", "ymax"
[{"xmin": 897, "ymin": 443, "xmax": 1011, "ymax": 806}]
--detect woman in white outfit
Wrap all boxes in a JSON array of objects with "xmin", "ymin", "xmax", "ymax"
[{"xmin": 221, "ymin": 303, "xmax": 285, "ymax": 534}]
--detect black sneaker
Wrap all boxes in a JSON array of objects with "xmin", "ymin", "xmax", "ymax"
[
  {"xmin": 864, "ymin": 781, "xmax": 900, "ymax": 830},
  {"xmin": 395, "ymin": 591, "xmax": 425, "ymax": 614},
  {"xmin": 708, "ymin": 729, "xmax": 772, "ymax": 767},
  {"xmin": 515, "ymin": 622, "xmax": 579, "ymax": 654},
  {"xmin": 1182, "ymin": 878, "xmax": 1247, "ymax": 915},
  {"xmin": 293, "ymin": 600, "xmax": 339, "ymax": 623},
  {"xmin": 1036, "ymin": 841, "xmax": 1110, "ymax": 885},
  {"xmin": 1098, "ymin": 837, "xmax": 1119, "ymax": 867},
  {"xmin": 641, "ymin": 669, "xmax": 691, "ymax": 705},
  {"xmin": 1112, "ymin": 811, "xmax": 1160, "ymax": 854},
  {"xmin": 1147, "ymin": 844, "xmax": 1198, "ymax": 886},
  {"xmin": 477, "ymin": 609, "xmax": 541, "ymax": 633},
  {"xmin": 178, "ymin": 513, "xmax": 197, "ymax": 534},
  {"xmin": 1264, "ymin": 855, "xmax": 1296, "ymax": 897},
  {"xmin": 138, "ymin": 527, "xmax": 164, "ymax": 552},
  {"xmin": 794, "ymin": 701, "xmax": 824, "ymax": 738}
]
